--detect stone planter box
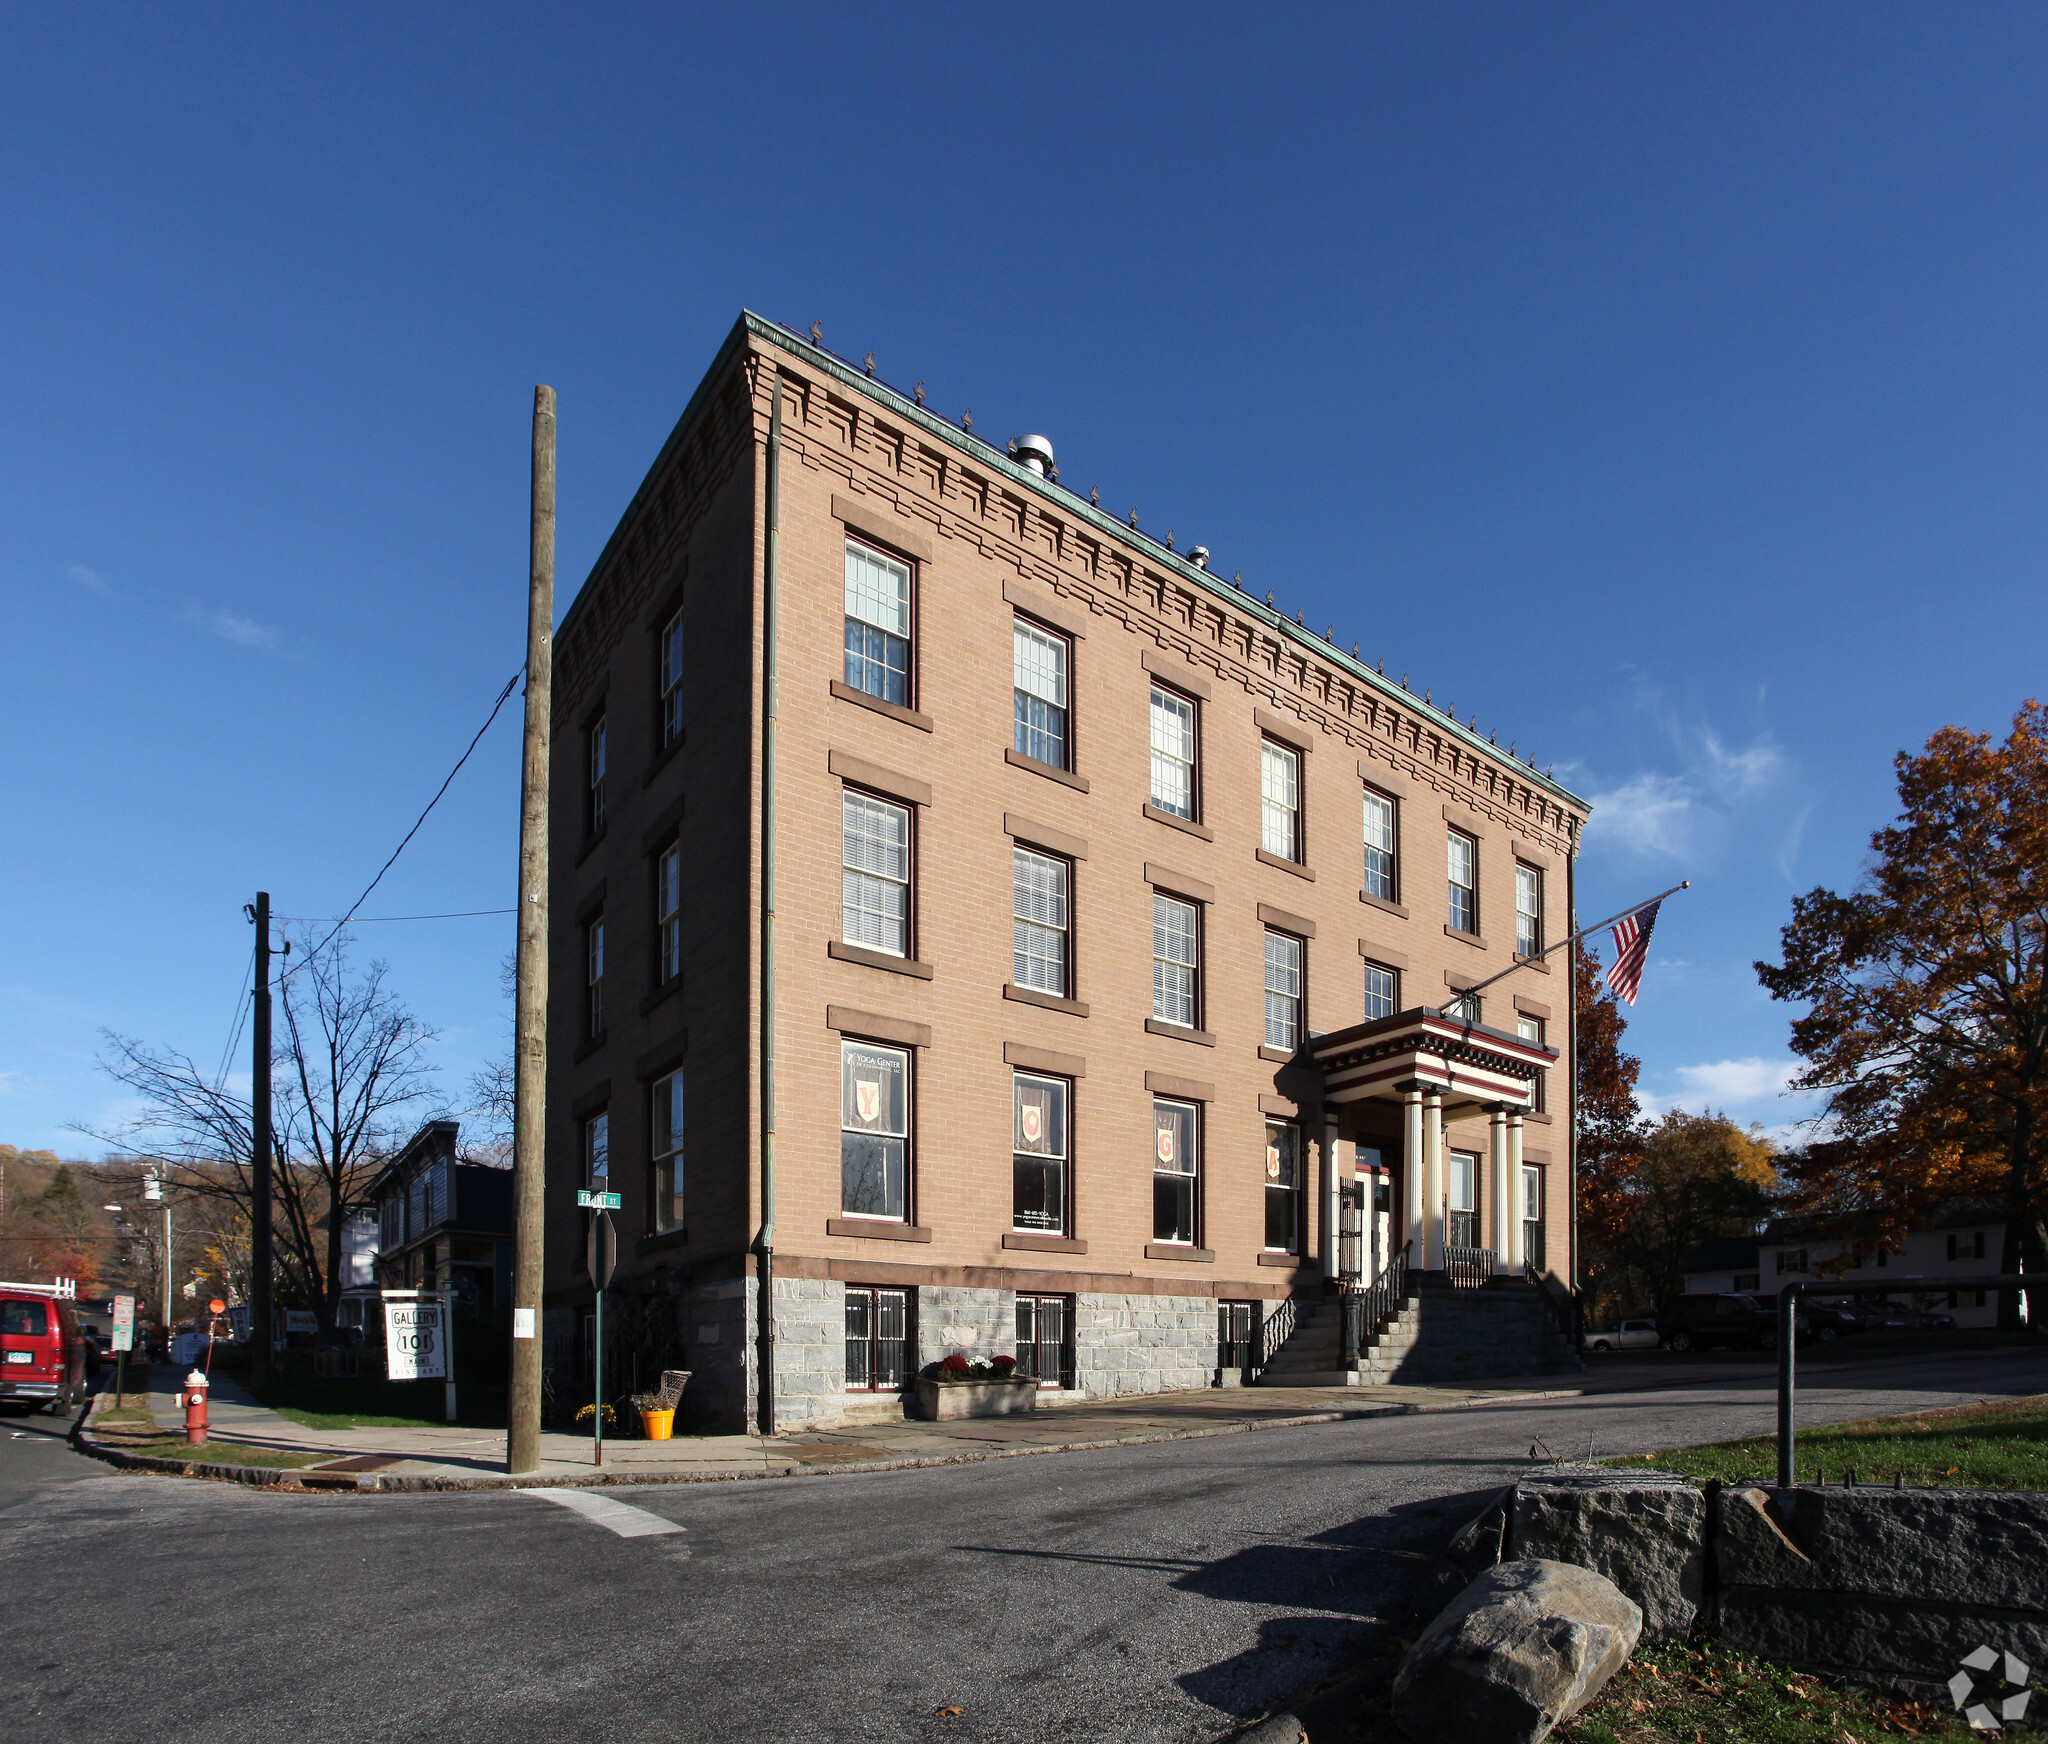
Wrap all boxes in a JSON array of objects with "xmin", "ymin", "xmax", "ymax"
[{"xmin": 915, "ymin": 1376, "xmax": 1039, "ymax": 1420}]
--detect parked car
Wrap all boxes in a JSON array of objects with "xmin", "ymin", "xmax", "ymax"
[
  {"xmin": 0, "ymin": 1289, "xmax": 89, "ymax": 1412},
  {"xmin": 1584, "ymin": 1318, "xmax": 1661, "ymax": 1352},
  {"xmin": 1657, "ymin": 1293, "xmax": 1809, "ymax": 1353},
  {"xmin": 1801, "ymin": 1303, "xmax": 1864, "ymax": 1342}
]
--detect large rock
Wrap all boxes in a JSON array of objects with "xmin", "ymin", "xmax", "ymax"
[
  {"xmin": 1512, "ymin": 1466, "xmax": 1704, "ymax": 1640},
  {"xmin": 1392, "ymin": 1558, "xmax": 1643, "ymax": 1744}
]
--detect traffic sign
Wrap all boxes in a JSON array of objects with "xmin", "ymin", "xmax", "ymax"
[
  {"xmin": 576, "ymin": 1190, "xmax": 622, "ymax": 1209},
  {"xmin": 208, "ymin": 1298, "xmax": 226, "ymax": 1315}
]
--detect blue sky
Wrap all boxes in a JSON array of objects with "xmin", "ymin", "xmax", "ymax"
[{"xmin": 5, "ymin": 5, "xmax": 2046, "ymax": 1155}]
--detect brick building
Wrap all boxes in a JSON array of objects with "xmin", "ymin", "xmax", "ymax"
[{"xmin": 541, "ymin": 312, "xmax": 1590, "ymax": 1432}]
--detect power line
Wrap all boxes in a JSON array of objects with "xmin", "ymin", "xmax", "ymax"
[
  {"xmin": 281, "ymin": 668, "xmax": 523, "ymax": 984},
  {"xmin": 212, "ymin": 963, "xmax": 254, "ymax": 1092},
  {"xmin": 277, "ymin": 908, "xmax": 516, "ymax": 923}
]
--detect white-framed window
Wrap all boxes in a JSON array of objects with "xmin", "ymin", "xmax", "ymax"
[
  {"xmin": 1515, "ymin": 863, "xmax": 1542, "ymax": 958},
  {"xmin": 659, "ymin": 610, "xmax": 685, "ymax": 747},
  {"xmin": 588, "ymin": 717, "xmax": 607, "ymax": 837},
  {"xmin": 586, "ymin": 916, "xmax": 606, "ymax": 1040},
  {"xmin": 1264, "ymin": 1121, "xmax": 1300, "ymax": 1253},
  {"xmin": 842, "ymin": 791, "xmax": 911, "ymax": 957},
  {"xmin": 1447, "ymin": 988, "xmax": 1480, "ymax": 1024},
  {"xmin": 1152, "ymin": 1099, "xmax": 1199, "ymax": 1245},
  {"xmin": 840, "ymin": 1039, "xmax": 909, "ymax": 1221},
  {"xmin": 845, "ymin": 1285, "xmax": 910, "ymax": 1390},
  {"xmin": 1517, "ymin": 1014, "xmax": 1545, "ymax": 1110},
  {"xmin": 1362, "ymin": 789, "xmax": 1397, "ymax": 901},
  {"xmin": 1777, "ymin": 1248, "xmax": 1810, "ymax": 1275},
  {"xmin": 1152, "ymin": 893, "xmax": 1198, "ymax": 1028},
  {"xmin": 583, "ymin": 1111, "xmax": 609, "ymax": 1188},
  {"xmin": 843, "ymin": 539, "xmax": 911, "ymax": 706},
  {"xmin": 1012, "ymin": 1072, "xmax": 1069, "ymax": 1235},
  {"xmin": 1012, "ymin": 848, "xmax": 1070, "ymax": 997},
  {"xmin": 1263, "ymin": 930, "xmax": 1303, "ymax": 1052},
  {"xmin": 1447, "ymin": 830, "xmax": 1477, "ymax": 935},
  {"xmin": 652, "ymin": 1071, "xmax": 683, "ymax": 1233},
  {"xmin": 1260, "ymin": 741, "xmax": 1301, "ymax": 861},
  {"xmin": 657, "ymin": 844, "xmax": 683, "ymax": 984},
  {"xmin": 1947, "ymin": 1231, "xmax": 1987, "ymax": 1261},
  {"xmin": 1012, "ymin": 619, "xmax": 1069, "ymax": 769},
  {"xmin": 1148, "ymin": 685, "xmax": 1196, "ymax": 819},
  {"xmin": 1363, "ymin": 960, "xmax": 1398, "ymax": 1023},
  {"xmin": 1447, "ymin": 1150, "xmax": 1479, "ymax": 1250},
  {"xmin": 1522, "ymin": 1164, "xmax": 1543, "ymax": 1262}
]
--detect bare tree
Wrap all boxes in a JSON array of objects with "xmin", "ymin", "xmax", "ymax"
[
  {"xmin": 464, "ymin": 950, "xmax": 517, "ymax": 1155},
  {"xmin": 86, "ymin": 931, "xmax": 439, "ymax": 1340}
]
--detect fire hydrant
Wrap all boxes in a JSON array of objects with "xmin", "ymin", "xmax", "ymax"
[{"xmin": 178, "ymin": 1369, "xmax": 209, "ymax": 1444}]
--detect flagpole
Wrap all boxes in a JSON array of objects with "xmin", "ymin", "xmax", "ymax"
[{"xmin": 1450, "ymin": 880, "xmax": 1690, "ymax": 1007}]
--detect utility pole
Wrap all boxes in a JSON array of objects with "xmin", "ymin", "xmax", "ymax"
[
  {"xmin": 507, "ymin": 384, "xmax": 555, "ymax": 1476},
  {"xmin": 249, "ymin": 892, "xmax": 274, "ymax": 1391}
]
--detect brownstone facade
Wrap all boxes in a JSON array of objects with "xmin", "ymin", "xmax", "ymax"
[{"xmin": 542, "ymin": 313, "xmax": 1590, "ymax": 1432}]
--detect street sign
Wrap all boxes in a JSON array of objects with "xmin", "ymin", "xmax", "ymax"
[
  {"xmin": 382, "ymin": 1293, "xmax": 447, "ymax": 1381},
  {"xmin": 208, "ymin": 1298, "xmax": 226, "ymax": 1316},
  {"xmin": 585, "ymin": 1212, "xmax": 618, "ymax": 1290},
  {"xmin": 576, "ymin": 1190, "xmax": 621, "ymax": 1209}
]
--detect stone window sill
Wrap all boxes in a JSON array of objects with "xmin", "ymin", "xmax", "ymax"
[
  {"xmin": 1005, "ymin": 748, "xmax": 1089, "ymax": 793},
  {"xmin": 1003, "ymin": 984, "xmax": 1089, "ymax": 1018},
  {"xmin": 574, "ymin": 826, "xmax": 607, "ymax": 870},
  {"xmin": 1144, "ymin": 803, "xmax": 1213, "ymax": 842},
  {"xmin": 1145, "ymin": 1017, "xmax": 1216, "ymax": 1047},
  {"xmin": 829, "ymin": 941, "xmax": 934, "ymax": 980},
  {"xmin": 830, "ymin": 679, "xmax": 933, "ymax": 733},
  {"xmin": 1145, "ymin": 1243, "xmax": 1214, "ymax": 1263},
  {"xmin": 1255, "ymin": 848, "xmax": 1314, "ymax": 881},
  {"xmin": 1257, "ymin": 1252, "xmax": 1306, "ymax": 1267},
  {"xmin": 826, "ymin": 1219, "xmax": 932, "ymax": 1243},
  {"xmin": 1256, "ymin": 1045, "xmax": 1298, "ymax": 1065},
  {"xmin": 1514, "ymin": 953, "xmax": 1551, "ymax": 974},
  {"xmin": 1003, "ymin": 1233, "xmax": 1088, "ymax": 1254},
  {"xmin": 638, "ymin": 977, "xmax": 682, "ymax": 1016},
  {"xmin": 1359, "ymin": 890, "xmax": 1409, "ymax": 920},
  {"xmin": 636, "ymin": 1228, "xmax": 689, "ymax": 1256},
  {"xmin": 572, "ymin": 1033, "xmax": 606, "ymax": 1065},
  {"xmin": 642, "ymin": 732, "xmax": 684, "ymax": 787},
  {"xmin": 1446, "ymin": 925, "xmax": 1488, "ymax": 950},
  {"xmin": 1521, "ymin": 1110, "xmax": 1554, "ymax": 1125}
]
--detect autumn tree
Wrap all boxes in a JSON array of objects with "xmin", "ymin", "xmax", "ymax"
[
  {"xmin": 89, "ymin": 931, "xmax": 439, "ymax": 1340},
  {"xmin": 1757, "ymin": 701, "xmax": 2048, "ymax": 1330},
  {"xmin": 1575, "ymin": 943, "xmax": 1650, "ymax": 1320}
]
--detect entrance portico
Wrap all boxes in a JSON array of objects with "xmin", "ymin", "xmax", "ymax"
[{"xmin": 1310, "ymin": 1008, "xmax": 1557, "ymax": 1282}]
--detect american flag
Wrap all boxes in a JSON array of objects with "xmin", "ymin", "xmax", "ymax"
[{"xmin": 1607, "ymin": 899, "xmax": 1662, "ymax": 1005}]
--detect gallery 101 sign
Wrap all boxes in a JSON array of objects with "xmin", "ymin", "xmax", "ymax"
[{"xmin": 383, "ymin": 1295, "xmax": 447, "ymax": 1381}]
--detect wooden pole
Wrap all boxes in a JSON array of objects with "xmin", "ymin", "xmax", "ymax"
[
  {"xmin": 249, "ymin": 892, "xmax": 273, "ymax": 1390},
  {"xmin": 507, "ymin": 385, "xmax": 555, "ymax": 1475}
]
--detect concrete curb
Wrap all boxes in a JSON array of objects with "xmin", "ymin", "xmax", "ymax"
[{"xmin": 70, "ymin": 1384, "xmax": 1585, "ymax": 1496}]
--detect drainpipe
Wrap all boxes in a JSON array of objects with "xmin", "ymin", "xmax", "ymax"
[{"xmin": 756, "ymin": 375, "xmax": 783, "ymax": 1436}]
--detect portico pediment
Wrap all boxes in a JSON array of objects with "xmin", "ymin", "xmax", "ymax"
[{"xmin": 1310, "ymin": 1007, "xmax": 1557, "ymax": 1115}]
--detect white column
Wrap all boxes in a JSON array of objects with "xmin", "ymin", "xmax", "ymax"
[
  {"xmin": 1506, "ymin": 1113, "xmax": 1527, "ymax": 1272},
  {"xmin": 1488, "ymin": 1105, "xmax": 1510, "ymax": 1263},
  {"xmin": 1322, "ymin": 1116, "xmax": 1343, "ymax": 1279},
  {"xmin": 1423, "ymin": 1090, "xmax": 1445, "ymax": 1271},
  {"xmin": 1401, "ymin": 1087, "xmax": 1425, "ymax": 1264}
]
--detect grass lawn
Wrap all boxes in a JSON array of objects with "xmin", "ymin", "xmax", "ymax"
[
  {"xmin": 1614, "ymin": 1394, "xmax": 2048, "ymax": 1490},
  {"xmin": 254, "ymin": 1376, "xmax": 506, "ymax": 1432},
  {"xmin": 120, "ymin": 1438, "xmax": 327, "ymax": 1470},
  {"xmin": 1556, "ymin": 1640, "xmax": 2044, "ymax": 1744}
]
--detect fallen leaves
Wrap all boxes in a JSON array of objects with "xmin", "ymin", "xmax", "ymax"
[{"xmin": 933, "ymin": 1707, "xmax": 963, "ymax": 1718}]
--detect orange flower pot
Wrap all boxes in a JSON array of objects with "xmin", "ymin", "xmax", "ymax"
[{"xmin": 640, "ymin": 1408, "xmax": 675, "ymax": 1441}]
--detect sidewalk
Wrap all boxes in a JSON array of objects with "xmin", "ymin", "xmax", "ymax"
[{"xmin": 91, "ymin": 1364, "xmax": 1586, "ymax": 1493}]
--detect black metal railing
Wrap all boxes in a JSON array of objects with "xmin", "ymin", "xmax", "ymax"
[
  {"xmin": 1526, "ymin": 1260, "xmax": 1578, "ymax": 1347},
  {"xmin": 1444, "ymin": 1245, "xmax": 1496, "ymax": 1288},
  {"xmin": 1342, "ymin": 1244, "xmax": 1412, "ymax": 1367},
  {"xmin": 1254, "ymin": 1295, "xmax": 1299, "ymax": 1375}
]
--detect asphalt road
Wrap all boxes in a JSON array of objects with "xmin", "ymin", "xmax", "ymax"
[{"xmin": 6, "ymin": 1347, "xmax": 2045, "ymax": 1744}]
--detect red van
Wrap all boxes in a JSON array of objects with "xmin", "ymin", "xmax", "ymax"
[{"xmin": 0, "ymin": 1289, "xmax": 87, "ymax": 1413}]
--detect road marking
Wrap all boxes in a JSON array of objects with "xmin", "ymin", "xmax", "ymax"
[{"xmin": 514, "ymin": 1486, "xmax": 684, "ymax": 1538}]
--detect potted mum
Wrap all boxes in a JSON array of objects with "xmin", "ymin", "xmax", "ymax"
[{"xmin": 914, "ymin": 1352, "xmax": 1038, "ymax": 1421}]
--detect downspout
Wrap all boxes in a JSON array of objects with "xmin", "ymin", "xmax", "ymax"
[{"xmin": 756, "ymin": 374, "xmax": 782, "ymax": 1436}]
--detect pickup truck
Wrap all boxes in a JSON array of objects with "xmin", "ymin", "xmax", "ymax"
[{"xmin": 1583, "ymin": 1318, "xmax": 1660, "ymax": 1352}]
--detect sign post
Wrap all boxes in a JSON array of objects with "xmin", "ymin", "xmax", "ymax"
[
  {"xmin": 577, "ymin": 1190, "xmax": 620, "ymax": 1466},
  {"xmin": 111, "ymin": 1294, "xmax": 135, "ymax": 1400},
  {"xmin": 441, "ymin": 1270, "xmax": 457, "ymax": 1425}
]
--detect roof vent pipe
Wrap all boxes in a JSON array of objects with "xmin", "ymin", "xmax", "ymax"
[
  {"xmin": 1188, "ymin": 546, "xmax": 1210, "ymax": 570},
  {"xmin": 1009, "ymin": 434, "xmax": 1055, "ymax": 477}
]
